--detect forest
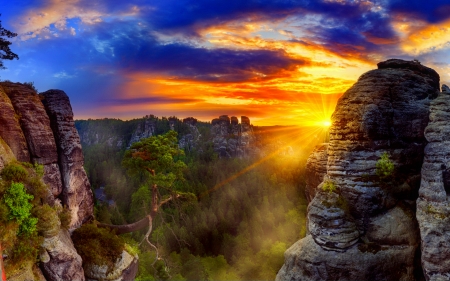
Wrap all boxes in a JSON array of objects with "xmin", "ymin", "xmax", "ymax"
[{"xmin": 77, "ymin": 117, "xmax": 324, "ymax": 280}]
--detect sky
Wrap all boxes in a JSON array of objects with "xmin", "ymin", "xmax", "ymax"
[{"xmin": 1, "ymin": 0, "xmax": 450, "ymax": 126}]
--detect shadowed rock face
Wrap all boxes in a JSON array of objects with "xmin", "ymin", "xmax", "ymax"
[
  {"xmin": 305, "ymin": 143, "xmax": 328, "ymax": 202},
  {"xmin": 278, "ymin": 59, "xmax": 439, "ymax": 281},
  {"xmin": 0, "ymin": 85, "xmax": 30, "ymax": 162},
  {"xmin": 211, "ymin": 115, "xmax": 255, "ymax": 158},
  {"xmin": 1, "ymin": 82, "xmax": 63, "ymax": 197},
  {"xmin": 41, "ymin": 89, "xmax": 94, "ymax": 230},
  {"xmin": 417, "ymin": 85, "xmax": 450, "ymax": 280}
]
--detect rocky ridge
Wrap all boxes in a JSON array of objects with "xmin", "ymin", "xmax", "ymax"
[
  {"xmin": 278, "ymin": 59, "xmax": 442, "ymax": 280},
  {"xmin": 0, "ymin": 82, "xmax": 137, "ymax": 281},
  {"xmin": 211, "ymin": 115, "xmax": 255, "ymax": 158}
]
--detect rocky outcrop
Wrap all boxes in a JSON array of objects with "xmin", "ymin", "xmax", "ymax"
[
  {"xmin": 416, "ymin": 85, "xmax": 450, "ymax": 280},
  {"xmin": 0, "ymin": 82, "xmax": 98, "ymax": 280},
  {"xmin": 0, "ymin": 86, "xmax": 29, "ymax": 162},
  {"xmin": 305, "ymin": 143, "xmax": 328, "ymax": 202},
  {"xmin": 129, "ymin": 116, "xmax": 156, "ymax": 147},
  {"xmin": 278, "ymin": 59, "xmax": 439, "ymax": 280},
  {"xmin": 41, "ymin": 90, "xmax": 94, "ymax": 230},
  {"xmin": 84, "ymin": 250, "xmax": 138, "ymax": 281},
  {"xmin": 40, "ymin": 230, "xmax": 85, "ymax": 281},
  {"xmin": 211, "ymin": 115, "xmax": 255, "ymax": 158},
  {"xmin": 179, "ymin": 117, "xmax": 200, "ymax": 151},
  {"xmin": 1, "ymin": 82, "xmax": 63, "ymax": 197}
]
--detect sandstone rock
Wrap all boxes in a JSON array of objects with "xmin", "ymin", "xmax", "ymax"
[
  {"xmin": 230, "ymin": 116, "xmax": 238, "ymax": 125},
  {"xmin": 0, "ymin": 137, "xmax": 16, "ymax": 171},
  {"xmin": 278, "ymin": 59, "xmax": 438, "ymax": 280},
  {"xmin": 1, "ymin": 82, "xmax": 63, "ymax": 196},
  {"xmin": 277, "ymin": 235, "xmax": 417, "ymax": 281},
  {"xmin": 84, "ymin": 250, "xmax": 138, "ymax": 281},
  {"xmin": 442, "ymin": 84, "xmax": 450, "ymax": 94},
  {"xmin": 305, "ymin": 143, "xmax": 328, "ymax": 202},
  {"xmin": 40, "ymin": 90, "xmax": 94, "ymax": 230},
  {"xmin": 308, "ymin": 189, "xmax": 360, "ymax": 250},
  {"xmin": 417, "ymin": 91, "xmax": 450, "ymax": 280},
  {"xmin": 129, "ymin": 117, "xmax": 156, "ymax": 147},
  {"xmin": 40, "ymin": 229, "xmax": 85, "ymax": 281},
  {"xmin": 0, "ymin": 85, "xmax": 30, "ymax": 162}
]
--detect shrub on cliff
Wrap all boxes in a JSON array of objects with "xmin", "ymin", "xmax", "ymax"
[
  {"xmin": 72, "ymin": 223, "xmax": 125, "ymax": 272},
  {"xmin": 376, "ymin": 152, "xmax": 395, "ymax": 180}
]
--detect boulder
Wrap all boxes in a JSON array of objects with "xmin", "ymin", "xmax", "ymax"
[
  {"xmin": 40, "ymin": 90, "xmax": 94, "ymax": 230},
  {"xmin": 40, "ymin": 230, "xmax": 85, "ymax": 281},
  {"xmin": 84, "ymin": 250, "xmax": 138, "ymax": 281}
]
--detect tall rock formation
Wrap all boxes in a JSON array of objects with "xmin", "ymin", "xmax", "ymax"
[
  {"xmin": 416, "ymin": 84, "xmax": 450, "ymax": 280},
  {"xmin": 41, "ymin": 89, "xmax": 94, "ymax": 230},
  {"xmin": 0, "ymin": 82, "xmax": 93, "ymax": 280},
  {"xmin": 1, "ymin": 82, "xmax": 63, "ymax": 197},
  {"xmin": 211, "ymin": 115, "xmax": 255, "ymax": 157},
  {"xmin": 278, "ymin": 59, "xmax": 439, "ymax": 280}
]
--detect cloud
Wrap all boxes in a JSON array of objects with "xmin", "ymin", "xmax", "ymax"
[{"xmin": 388, "ymin": 1, "xmax": 450, "ymax": 23}]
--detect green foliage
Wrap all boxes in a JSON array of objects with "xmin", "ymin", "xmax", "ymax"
[
  {"xmin": 1, "ymin": 162, "xmax": 28, "ymax": 182},
  {"xmin": 3, "ymin": 182, "xmax": 37, "ymax": 235},
  {"xmin": 376, "ymin": 152, "xmax": 395, "ymax": 179},
  {"xmin": 322, "ymin": 179, "xmax": 337, "ymax": 194},
  {"xmin": 33, "ymin": 204, "xmax": 60, "ymax": 237},
  {"xmin": 57, "ymin": 205, "xmax": 72, "ymax": 230},
  {"xmin": 0, "ymin": 15, "xmax": 19, "ymax": 69},
  {"xmin": 23, "ymin": 81, "xmax": 38, "ymax": 92},
  {"xmin": 72, "ymin": 223, "xmax": 125, "ymax": 272}
]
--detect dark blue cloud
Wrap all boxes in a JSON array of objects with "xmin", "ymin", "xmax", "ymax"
[{"xmin": 388, "ymin": 0, "xmax": 450, "ymax": 23}]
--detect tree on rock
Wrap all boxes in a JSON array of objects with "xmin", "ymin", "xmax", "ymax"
[
  {"xmin": 98, "ymin": 131, "xmax": 193, "ymax": 255},
  {"xmin": 0, "ymin": 14, "xmax": 18, "ymax": 69}
]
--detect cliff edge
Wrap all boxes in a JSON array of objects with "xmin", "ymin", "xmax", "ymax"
[{"xmin": 277, "ymin": 59, "xmax": 443, "ymax": 280}]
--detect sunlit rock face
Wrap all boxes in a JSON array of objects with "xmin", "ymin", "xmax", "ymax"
[
  {"xmin": 1, "ymin": 82, "xmax": 63, "ymax": 197},
  {"xmin": 278, "ymin": 59, "xmax": 440, "ymax": 281},
  {"xmin": 417, "ymin": 85, "xmax": 450, "ymax": 280},
  {"xmin": 211, "ymin": 115, "xmax": 255, "ymax": 158},
  {"xmin": 41, "ymin": 89, "xmax": 94, "ymax": 230}
]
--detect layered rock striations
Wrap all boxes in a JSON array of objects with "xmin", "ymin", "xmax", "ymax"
[
  {"xmin": 1, "ymin": 82, "xmax": 63, "ymax": 196},
  {"xmin": 417, "ymin": 85, "xmax": 450, "ymax": 280},
  {"xmin": 278, "ymin": 59, "xmax": 440, "ymax": 280},
  {"xmin": 41, "ymin": 90, "xmax": 94, "ymax": 230},
  {"xmin": 0, "ymin": 82, "xmax": 90, "ymax": 280},
  {"xmin": 211, "ymin": 115, "xmax": 255, "ymax": 158}
]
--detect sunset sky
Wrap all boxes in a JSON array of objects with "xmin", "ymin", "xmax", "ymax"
[{"xmin": 1, "ymin": 0, "xmax": 450, "ymax": 126}]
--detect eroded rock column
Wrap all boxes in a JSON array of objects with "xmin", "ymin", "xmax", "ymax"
[
  {"xmin": 278, "ymin": 59, "xmax": 439, "ymax": 281},
  {"xmin": 41, "ymin": 89, "xmax": 94, "ymax": 230},
  {"xmin": 417, "ymin": 85, "xmax": 450, "ymax": 280},
  {"xmin": 1, "ymin": 82, "xmax": 63, "ymax": 196}
]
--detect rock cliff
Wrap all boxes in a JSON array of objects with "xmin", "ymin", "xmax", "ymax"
[
  {"xmin": 211, "ymin": 115, "xmax": 255, "ymax": 158},
  {"xmin": 0, "ymin": 82, "xmax": 136, "ymax": 281},
  {"xmin": 278, "ymin": 59, "xmax": 441, "ymax": 280}
]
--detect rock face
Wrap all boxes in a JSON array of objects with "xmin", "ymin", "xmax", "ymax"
[
  {"xmin": 211, "ymin": 115, "xmax": 255, "ymax": 158},
  {"xmin": 129, "ymin": 116, "xmax": 156, "ymax": 147},
  {"xmin": 179, "ymin": 117, "xmax": 201, "ymax": 151},
  {"xmin": 41, "ymin": 90, "xmax": 94, "ymax": 230},
  {"xmin": 416, "ymin": 85, "xmax": 450, "ymax": 280},
  {"xmin": 84, "ymin": 250, "xmax": 139, "ymax": 281},
  {"xmin": 305, "ymin": 143, "xmax": 328, "ymax": 202},
  {"xmin": 1, "ymin": 82, "xmax": 63, "ymax": 196},
  {"xmin": 0, "ymin": 86, "xmax": 29, "ymax": 162},
  {"xmin": 40, "ymin": 230, "xmax": 85, "ymax": 281},
  {"xmin": 0, "ymin": 82, "xmax": 98, "ymax": 280},
  {"xmin": 278, "ymin": 59, "xmax": 440, "ymax": 280}
]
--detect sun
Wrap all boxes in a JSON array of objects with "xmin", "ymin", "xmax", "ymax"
[{"xmin": 322, "ymin": 120, "xmax": 331, "ymax": 127}]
